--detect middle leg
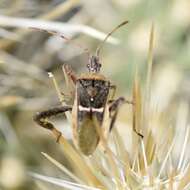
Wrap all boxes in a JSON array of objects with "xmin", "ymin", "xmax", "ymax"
[
  {"xmin": 108, "ymin": 97, "xmax": 143, "ymax": 138},
  {"xmin": 33, "ymin": 105, "xmax": 72, "ymax": 142},
  {"xmin": 108, "ymin": 97, "xmax": 130, "ymax": 132}
]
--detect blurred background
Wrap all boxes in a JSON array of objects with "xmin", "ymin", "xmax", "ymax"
[{"xmin": 0, "ymin": 0, "xmax": 190, "ymax": 189}]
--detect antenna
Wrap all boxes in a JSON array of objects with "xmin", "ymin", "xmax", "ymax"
[
  {"xmin": 95, "ymin": 20, "xmax": 129, "ymax": 57},
  {"xmin": 30, "ymin": 27, "xmax": 90, "ymax": 57}
]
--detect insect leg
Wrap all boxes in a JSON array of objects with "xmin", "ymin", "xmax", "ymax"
[
  {"xmin": 33, "ymin": 106, "xmax": 72, "ymax": 142},
  {"xmin": 108, "ymin": 97, "xmax": 126, "ymax": 132},
  {"xmin": 62, "ymin": 64, "xmax": 77, "ymax": 85},
  {"xmin": 109, "ymin": 97, "xmax": 143, "ymax": 137},
  {"xmin": 61, "ymin": 64, "xmax": 77, "ymax": 103},
  {"xmin": 109, "ymin": 85, "xmax": 117, "ymax": 100},
  {"xmin": 132, "ymin": 122, "xmax": 144, "ymax": 138}
]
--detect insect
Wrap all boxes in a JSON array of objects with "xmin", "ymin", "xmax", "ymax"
[{"xmin": 33, "ymin": 21, "xmax": 138, "ymax": 156}]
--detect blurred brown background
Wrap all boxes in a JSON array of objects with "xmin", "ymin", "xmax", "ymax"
[{"xmin": 0, "ymin": 0, "xmax": 190, "ymax": 189}]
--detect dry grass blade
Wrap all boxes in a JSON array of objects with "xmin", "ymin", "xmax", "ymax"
[
  {"xmin": 140, "ymin": 23, "xmax": 155, "ymax": 176},
  {"xmin": 132, "ymin": 69, "xmax": 142, "ymax": 156},
  {"xmin": 48, "ymin": 72, "xmax": 71, "ymax": 121},
  {"xmin": 178, "ymin": 164, "xmax": 190, "ymax": 190},
  {"xmin": 112, "ymin": 128, "xmax": 130, "ymax": 168},
  {"xmin": 177, "ymin": 126, "xmax": 189, "ymax": 172},
  {"xmin": 145, "ymin": 22, "xmax": 154, "ymax": 102},
  {"xmin": 157, "ymin": 140, "xmax": 175, "ymax": 179},
  {"xmin": 48, "ymin": 72, "xmax": 63, "ymax": 102},
  {"xmin": 132, "ymin": 68, "xmax": 151, "ymax": 178},
  {"xmin": 145, "ymin": 131, "xmax": 156, "ymax": 165},
  {"xmin": 41, "ymin": 152, "xmax": 83, "ymax": 184},
  {"xmin": 140, "ymin": 139, "xmax": 148, "ymax": 176},
  {"xmin": 51, "ymin": 128, "xmax": 105, "ymax": 189},
  {"xmin": 111, "ymin": 128, "xmax": 135, "ymax": 188},
  {"xmin": 0, "ymin": 15, "xmax": 119, "ymax": 49},
  {"xmin": 35, "ymin": 181, "xmax": 49, "ymax": 190},
  {"xmin": 143, "ymin": 23, "xmax": 154, "ymax": 138},
  {"xmin": 84, "ymin": 153, "xmax": 116, "ymax": 190},
  {"xmin": 0, "ymin": 0, "xmax": 80, "ymax": 50},
  {"xmin": 29, "ymin": 172, "xmax": 101, "ymax": 190},
  {"xmin": 93, "ymin": 116, "xmax": 123, "ymax": 188}
]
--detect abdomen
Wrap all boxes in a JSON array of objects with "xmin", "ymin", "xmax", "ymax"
[{"xmin": 77, "ymin": 115, "xmax": 99, "ymax": 155}]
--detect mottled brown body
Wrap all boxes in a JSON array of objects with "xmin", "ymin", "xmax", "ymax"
[
  {"xmin": 33, "ymin": 20, "xmax": 133, "ymax": 156},
  {"xmin": 73, "ymin": 76, "xmax": 110, "ymax": 155}
]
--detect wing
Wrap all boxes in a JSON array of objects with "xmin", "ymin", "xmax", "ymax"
[
  {"xmin": 75, "ymin": 78, "xmax": 110, "ymax": 155},
  {"xmin": 77, "ymin": 113, "xmax": 99, "ymax": 155}
]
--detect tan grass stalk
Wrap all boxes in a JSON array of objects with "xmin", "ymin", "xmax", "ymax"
[
  {"xmin": 41, "ymin": 152, "xmax": 83, "ymax": 184},
  {"xmin": 0, "ymin": 0, "xmax": 80, "ymax": 50},
  {"xmin": 93, "ymin": 116, "xmax": 124, "ymax": 189}
]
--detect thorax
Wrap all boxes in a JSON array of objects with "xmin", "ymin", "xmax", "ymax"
[{"xmin": 76, "ymin": 74, "xmax": 110, "ymax": 109}]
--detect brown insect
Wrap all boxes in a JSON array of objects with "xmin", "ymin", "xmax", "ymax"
[{"xmin": 33, "ymin": 21, "xmax": 138, "ymax": 156}]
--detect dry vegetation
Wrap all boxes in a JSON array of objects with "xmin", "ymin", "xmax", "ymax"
[{"xmin": 0, "ymin": 0, "xmax": 190, "ymax": 190}]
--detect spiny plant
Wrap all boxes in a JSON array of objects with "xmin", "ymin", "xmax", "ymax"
[{"xmin": 30, "ymin": 24, "xmax": 190, "ymax": 190}]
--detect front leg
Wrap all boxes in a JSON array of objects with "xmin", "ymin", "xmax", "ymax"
[
  {"xmin": 62, "ymin": 64, "xmax": 77, "ymax": 104},
  {"xmin": 62, "ymin": 64, "xmax": 77, "ymax": 85},
  {"xmin": 109, "ymin": 85, "xmax": 117, "ymax": 100},
  {"xmin": 33, "ymin": 106, "xmax": 72, "ymax": 142}
]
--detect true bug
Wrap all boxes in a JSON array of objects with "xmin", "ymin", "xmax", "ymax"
[{"xmin": 33, "ymin": 21, "xmax": 136, "ymax": 156}]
